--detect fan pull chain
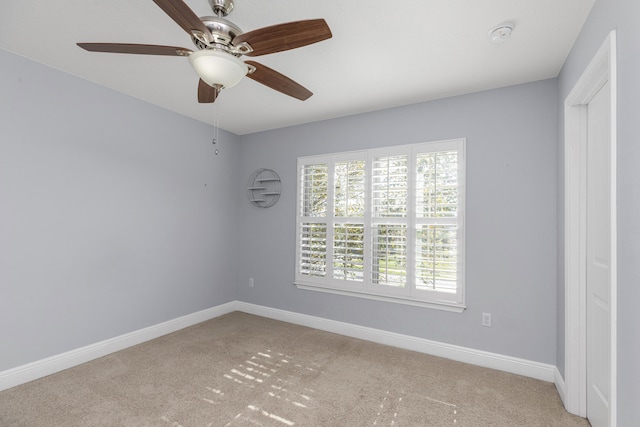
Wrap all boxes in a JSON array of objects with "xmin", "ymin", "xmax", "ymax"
[{"xmin": 212, "ymin": 91, "xmax": 220, "ymax": 155}]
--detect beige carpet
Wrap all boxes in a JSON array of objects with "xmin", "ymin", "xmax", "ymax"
[{"xmin": 0, "ymin": 312, "xmax": 589, "ymax": 426}]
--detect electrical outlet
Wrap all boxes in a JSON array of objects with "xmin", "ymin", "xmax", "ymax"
[
  {"xmin": 482, "ymin": 312, "xmax": 492, "ymax": 327},
  {"xmin": 249, "ymin": 278, "xmax": 254, "ymax": 288}
]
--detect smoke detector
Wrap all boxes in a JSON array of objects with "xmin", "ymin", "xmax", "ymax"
[{"xmin": 489, "ymin": 23, "xmax": 514, "ymax": 44}]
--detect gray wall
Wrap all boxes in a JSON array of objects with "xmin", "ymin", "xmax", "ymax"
[
  {"xmin": 556, "ymin": 0, "xmax": 640, "ymax": 424},
  {"xmin": 237, "ymin": 79, "xmax": 559, "ymax": 364},
  {"xmin": 0, "ymin": 48, "xmax": 240, "ymax": 371}
]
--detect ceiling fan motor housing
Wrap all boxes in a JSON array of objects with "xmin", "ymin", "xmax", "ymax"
[{"xmin": 195, "ymin": 16, "xmax": 243, "ymax": 50}]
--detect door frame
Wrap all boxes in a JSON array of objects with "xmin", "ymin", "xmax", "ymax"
[{"xmin": 564, "ymin": 30, "xmax": 617, "ymax": 424}]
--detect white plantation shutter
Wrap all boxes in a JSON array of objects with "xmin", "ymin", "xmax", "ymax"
[
  {"xmin": 372, "ymin": 155, "xmax": 408, "ymax": 218},
  {"xmin": 416, "ymin": 151, "xmax": 459, "ymax": 218},
  {"xmin": 334, "ymin": 160, "xmax": 365, "ymax": 217},
  {"xmin": 415, "ymin": 224, "xmax": 458, "ymax": 292},
  {"xmin": 298, "ymin": 162, "xmax": 329, "ymax": 279},
  {"xmin": 333, "ymin": 223, "xmax": 365, "ymax": 281},
  {"xmin": 301, "ymin": 163, "xmax": 328, "ymax": 217},
  {"xmin": 371, "ymin": 154, "xmax": 409, "ymax": 290},
  {"xmin": 299, "ymin": 223, "xmax": 327, "ymax": 277},
  {"xmin": 333, "ymin": 159, "xmax": 366, "ymax": 283},
  {"xmin": 371, "ymin": 224, "xmax": 407, "ymax": 287},
  {"xmin": 296, "ymin": 139, "xmax": 465, "ymax": 311},
  {"xmin": 414, "ymin": 150, "xmax": 460, "ymax": 294}
]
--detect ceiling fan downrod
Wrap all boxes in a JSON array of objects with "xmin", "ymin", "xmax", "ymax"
[{"xmin": 208, "ymin": 0, "xmax": 234, "ymax": 17}]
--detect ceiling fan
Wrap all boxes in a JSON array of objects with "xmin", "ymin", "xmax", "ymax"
[{"xmin": 77, "ymin": 0, "xmax": 332, "ymax": 103}]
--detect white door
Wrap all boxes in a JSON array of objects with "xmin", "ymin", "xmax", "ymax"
[{"xmin": 586, "ymin": 80, "xmax": 612, "ymax": 427}]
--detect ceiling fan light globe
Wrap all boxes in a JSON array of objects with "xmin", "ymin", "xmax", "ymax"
[{"xmin": 189, "ymin": 49, "xmax": 247, "ymax": 88}]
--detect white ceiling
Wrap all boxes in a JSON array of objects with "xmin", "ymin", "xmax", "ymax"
[{"xmin": 0, "ymin": 0, "xmax": 594, "ymax": 135}]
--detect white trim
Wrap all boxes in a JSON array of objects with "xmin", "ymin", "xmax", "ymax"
[
  {"xmin": 1, "ymin": 301, "xmax": 558, "ymax": 392},
  {"xmin": 0, "ymin": 302, "xmax": 237, "ymax": 392},
  {"xmin": 563, "ymin": 30, "xmax": 617, "ymax": 424},
  {"xmin": 294, "ymin": 282, "xmax": 466, "ymax": 313},
  {"xmin": 609, "ymin": 32, "xmax": 618, "ymax": 427},
  {"xmin": 235, "ymin": 302, "xmax": 556, "ymax": 382},
  {"xmin": 555, "ymin": 366, "xmax": 568, "ymax": 407},
  {"xmin": 564, "ymin": 96, "xmax": 589, "ymax": 416}
]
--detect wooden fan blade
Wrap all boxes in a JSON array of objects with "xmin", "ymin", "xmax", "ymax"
[
  {"xmin": 198, "ymin": 79, "xmax": 220, "ymax": 103},
  {"xmin": 245, "ymin": 61, "xmax": 312, "ymax": 101},
  {"xmin": 152, "ymin": 0, "xmax": 213, "ymax": 43},
  {"xmin": 233, "ymin": 19, "xmax": 332, "ymax": 57},
  {"xmin": 77, "ymin": 43, "xmax": 192, "ymax": 56}
]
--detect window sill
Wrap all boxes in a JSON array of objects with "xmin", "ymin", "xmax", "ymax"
[{"xmin": 294, "ymin": 282, "xmax": 466, "ymax": 313}]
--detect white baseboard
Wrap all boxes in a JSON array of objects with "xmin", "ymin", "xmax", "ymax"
[
  {"xmin": 0, "ymin": 302, "xmax": 237, "ymax": 392},
  {"xmin": 235, "ymin": 302, "xmax": 557, "ymax": 382},
  {"xmin": 1, "ymin": 301, "xmax": 559, "ymax": 393},
  {"xmin": 554, "ymin": 366, "xmax": 567, "ymax": 406}
]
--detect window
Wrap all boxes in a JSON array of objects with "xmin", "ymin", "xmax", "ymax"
[{"xmin": 295, "ymin": 139, "xmax": 466, "ymax": 311}]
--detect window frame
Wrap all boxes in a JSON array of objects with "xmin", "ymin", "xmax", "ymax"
[{"xmin": 295, "ymin": 139, "xmax": 466, "ymax": 312}]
